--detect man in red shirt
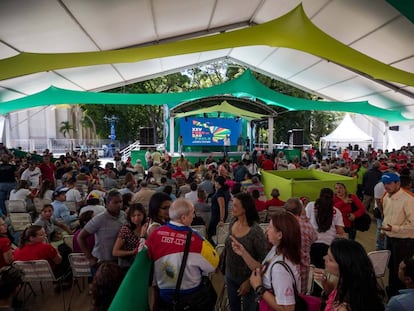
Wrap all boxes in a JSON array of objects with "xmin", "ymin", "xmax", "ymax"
[{"xmin": 39, "ymin": 155, "xmax": 56, "ymax": 185}]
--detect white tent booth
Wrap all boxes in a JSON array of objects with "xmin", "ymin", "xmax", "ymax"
[{"xmin": 320, "ymin": 114, "xmax": 374, "ymax": 158}]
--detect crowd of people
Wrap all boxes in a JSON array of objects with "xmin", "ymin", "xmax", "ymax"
[{"xmin": 0, "ymin": 142, "xmax": 413, "ymax": 310}]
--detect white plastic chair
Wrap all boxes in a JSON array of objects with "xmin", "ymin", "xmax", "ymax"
[
  {"xmin": 33, "ymin": 197, "xmax": 45, "ymax": 213},
  {"xmin": 258, "ymin": 210, "xmax": 268, "ymax": 223},
  {"xmin": 63, "ymin": 235, "xmax": 74, "ymax": 251},
  {"xmin": 9, "ymin": 213, "xmax": 32, "ymax": 232},
  {"xmin": 191, "ymin": 225, "xmax": 207, "ymax": 238},
  {"xmin": 5, "ymin": 199, "xmax": 26, "ymax": 214},
  {"xmin": 368, "ymin": 250, "xmax": 391, "ymax": 289},
  {"xmin": 67, "ymin": 253, "xmax": 92, "ymax": 310},
  {"xmin": 215, "ymin": 222, "xmax": 230, "ymax": 245},
  {"xmin": 13, "ymin": 260, "xmax": 67, "ymax": 310}
]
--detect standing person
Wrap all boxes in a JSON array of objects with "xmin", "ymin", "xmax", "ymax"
[
  {"xmin": 374, "ymin": 180, "xmax": 386, "ymax": 250},
  {"xmin": 362, "ymin": 161, "xmax": 383, "ymax": 212},
  {"xmin": 285, "ymin": 197, "xmax": 318, "ymax": 293},
  {"xmin": 39, "ymin": 155, "xmax": 56, "ymax": 186},
  {"xmin": 305, "ymin": 188, "xmax": 347, "ymax": 268},
  {"xmin": 237, "ymin": 134, "xmax": 244, "ymax": 152},
  {"xmin": 230, "ymin": 209, "xmax": 302, "ymax": 311},
  {"xmin": 223, "ymin": 192, "xmax": 268, "ymax": 311},
  {"xmin": 145, "ymin": 148, "xmax": 153, "ymax": 169},
  {"xmin": 145, "ymin": 198, "xmax": 219, "ymax": 310},
  {"xmin": 314, "ymin": 238, "xmax": 384, "ymax": 311},
  {"xmin": 20, "ymin": 160, "xmax": 42, "ymax": 190},
  {"xmin": 178, "ymin": 135, "xmax": 183, "ymax": 155},
  {"xmin": 147, "ymin": 192, "xmax": 172, "ymax": 236},
  {"xmin": 333, "ymin": 183, "xmax": 365, "ymax": 240},
  {"xmin": 0, "ymin": 154, "xmax": 17, "ymax": 217},
  {"xmin": 380, "ymin": 172, "xmax": 414, "ymax": 298},
  {"xmin": 224, "ymin": 135, "xmax": 231, "ymax": 157},
  {"xmin": 208, "ymin": 176, "xmax": 231, "ymax": 240},
  {"xmin": 245, "ymin": 136, "xmax": 251, "ymax": 152},
  {"xmin": 77, "ymin": 190, "xmax": 126, "ymax": 271},
  {"xmin": 112, "ymin": 203, "xmax": 148, "ymax": 270}
]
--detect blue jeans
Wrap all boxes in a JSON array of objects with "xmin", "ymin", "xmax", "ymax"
[
  {"xmin": 376, "ymin": 218, "xmax": 387, "ymax": 250},
  {"xmin": 0, "ymin": 182, "xmax": 16, "ymax": 216},
  {"xmin": 226, "ymin": 275, "xmax": 257, "ymax": 311}
]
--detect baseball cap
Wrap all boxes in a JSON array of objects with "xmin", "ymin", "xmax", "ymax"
[
  {"xmin": 381, "ymin": 172, "xmax": 400, "ymax": 184},
  {"xmin": 54, "ymin": 186, "xmax": 69, "ymax": 196},
  {"xmin": 86, "ymin": 192, "xmax": 100, "ymax": 201}
]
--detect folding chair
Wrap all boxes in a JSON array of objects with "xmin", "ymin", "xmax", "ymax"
[
  {"xmin": 67, "ymin": 253, "xmax": 92, "ymax": 310},
  {"xmin": 13, "ymin": 260, "xmax": 67, "ymax": 310},
  {"xmin": 214, "ymin": 222, "xmax": 230, "ymax": 245},
  {"xmin": 259, "ymin": 223, "xmax": 269, "ymax": 233},
  {"xmin": 267, "ymin": 206, "xmax": 283, "ymax": 220},
  {"xmin": 214, "ymin": 244, "xmax": 228, "ymax": 311},
  {"xmin": 9, "ymin": 213, "xmax": 32, "ymax": 232},
  {"xmin": 64, "ymin": 201, "xmax": 77, "ymax": 214},
  {"xmin": 5, "ymin": 200, "xmax": 26, "ymax": 214},
  {"xmin": 191, "ymin": 225, "xmax": 207, "ymax": 238},
  {"xmin": 258, "ymin": 210, "xmax": 268, "ymax": 223},
  {"xmin": 63, "ymin": 235, "xmax": 74, "ymax": 251},
  {"xmin": 368, "ymin": 250, "xmax": 391, "ymax": 289},
  {"xmin": 33, "ymin": 197, "xmax": 45, "ymax": 214}
]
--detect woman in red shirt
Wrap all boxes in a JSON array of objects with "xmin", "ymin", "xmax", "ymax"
[
  {"xmin": 333, "ymin": 183, "xmax": 365, "ymax": 240},
  {"xmin": 14, "ymin": 225, "xmax": 64, "ymax": 277}
]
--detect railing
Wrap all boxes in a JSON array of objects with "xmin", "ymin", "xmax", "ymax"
[
  {"xmin": 8, "ymin": 138, "xmax": 121, "ymax": 155},
  {"xmin": 120, "ymin": 140, "xmax": 140, "ymax": 162}
]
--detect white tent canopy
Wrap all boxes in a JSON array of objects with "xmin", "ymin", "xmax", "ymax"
[
  {"xmin": 320, "ymin": 114, "xmax": 373, "ymax": 150},
  {"xmin": 387, "ymin": 128, "xmax": 414, "ymax": 151}
]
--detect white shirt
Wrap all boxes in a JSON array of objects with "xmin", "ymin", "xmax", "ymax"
[
  {"xmin": 10, "ymin": 188, "xmax": 31, "ymax": 201},
  {"xmin": 262, "ymin": 246, "xmax": 300, "ymax": 306},
  {"xmin": 184, "ymin": 191, "xmax": 198, "ymax": 204},
  {"xmin": 66, "ymin": 188, "xmax": 83, "ymax": 203},
  {"xmin": 20, "ymin": 167, "xmax": 42, "ymax": 188},
  {"xmin": 79, "ymin": 204, "xmax": 105, "ymax": 217},
  {"xmin": 305, "ymin": 201, "xmax": 344, "ymax": 245},
  {"xmin": 374, "ymin": 182, "xmax": 385, "ymax": 207}
]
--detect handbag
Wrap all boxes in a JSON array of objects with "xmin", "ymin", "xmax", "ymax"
[
  {"xmin": 350, "ymin": 198, "xmax": 371, "ymax": 232},
  {"xmin": 259, "ymin": 261, "xmax": 321, "ymax": 311},
  {"xmin": 172, "ymin": 230, "xmax": 217, "ymax": 311}
]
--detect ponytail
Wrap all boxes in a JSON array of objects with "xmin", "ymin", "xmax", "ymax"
[{"xmin": 19, "ymin": 225, "xmax": 43, "ymax": 248}]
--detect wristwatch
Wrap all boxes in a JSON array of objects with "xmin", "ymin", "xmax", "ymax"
[{"xmin": 255, "ymin": 285, "xmax": 267, "ymax": 298}]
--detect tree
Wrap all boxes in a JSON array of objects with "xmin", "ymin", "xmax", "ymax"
[{"xmin": 59, "ymin": 121, "xmax": 75, "ymax": 138}]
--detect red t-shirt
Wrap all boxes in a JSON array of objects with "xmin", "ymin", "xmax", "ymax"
[
  {"xmin": 14, "ymin": 242, "xmax": 59, "ymax": 270},
  {"xmin": 0, "ymin": 236, "xmax": 11, "ymax": 268},
  {"xmin": 261, "ymin": 159, "xmax": 274, "ymax": 170},
  {"xmin": 39, "ymin": 162, "xmax": 56, "ymax": 183},
  {"xmin": 265, "ymin": 198, "xmax": 285, "ymax": 208},
  {"xmin": 255, "ymin": 199, "xmax": 267, "ymax": 212}
]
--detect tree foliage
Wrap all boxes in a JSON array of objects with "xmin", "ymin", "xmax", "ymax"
[{"xmin": 82, "ymin": 62, "xmax": 339, "ymax": 146}]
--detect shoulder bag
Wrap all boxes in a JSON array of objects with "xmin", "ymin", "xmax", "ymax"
[
  {"xmin": 349, "ymin": 196, "xmax": 371, "ymax": 232},
  {"xmin": 259, "ymin": 261, "xmax": 321, "ymax": 311},
  {"xmin": 172, "ymin": 230, "xmax": 217, "ymax": 311}
]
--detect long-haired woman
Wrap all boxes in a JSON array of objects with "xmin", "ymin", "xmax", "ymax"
[
  {"xmin": 305, "ymin": 188, "xmax": 347, "ymax": 268},
  {"xmin": 314, "ymin": 238, "xmax": 384, "ymax": 311},
  {"xmin": 112, "ymin": 203, "xmax": 148, "ymax": 269},
  {"xmin": 224, "ymin": 192, "xmax": 268, "ymax": 311},
  {"xmin": 147, "ymin": 192, "xmax": 172, "ymax": 236},
  {"xmin": 231, "ymin": 209, "xmax": 302, "ymax": 311}
]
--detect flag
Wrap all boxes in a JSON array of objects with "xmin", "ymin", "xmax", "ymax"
[{"xmin": 109, "ymin": 247, "xmax": 152, "ymax": 311}]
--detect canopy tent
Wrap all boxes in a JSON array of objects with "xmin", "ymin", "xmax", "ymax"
[
  {"xmin": 0, "ymin": 0, "xmax": 413, "ymax": 125},
  {"xmin": 387, "ymin": 128, "xmax": 414, "ymax": 150},
  {"xmin": 0, "ymin": 70, "xmax": 407, "ymax": 123},
  {"xmin": 320, "ymin": 114, "xmax": 374, "ymax": 150}
]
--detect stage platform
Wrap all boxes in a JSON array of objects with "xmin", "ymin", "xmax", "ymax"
[{"xmin": 130, "ymin": 150, "xmax": 244, "ymax": 167}]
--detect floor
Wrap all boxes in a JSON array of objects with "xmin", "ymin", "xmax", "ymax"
[{"xmin": 19, "ymin": 219, "xmax": 380, "ymax": 311}]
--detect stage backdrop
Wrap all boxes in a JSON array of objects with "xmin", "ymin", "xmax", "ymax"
[{"xmin": 180, "ymin": 117, "xmax": 242, "ymax": 146}]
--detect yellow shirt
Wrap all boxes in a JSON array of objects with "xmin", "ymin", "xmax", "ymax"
[{"xmin": 383, "ymin": 188, "xmax": 414, "ymax": 239}]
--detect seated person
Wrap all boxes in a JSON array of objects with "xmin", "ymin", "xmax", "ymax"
[
  {"xmin": 252, "ymin": 189, "xmax": 267, "ymax": 212},
  {"xmin": 0, "ymin": 266, "xmax": 24, "ymax": 310},
  {"xmin": 265, "ymin": 188, "xmax": 285, "ymax": 208},
  {"xmin": 0, "ymin": 218, "xmax": 13, "ymax": 268},
  {"xmin": 51, "ymin": 186, "xmax": 79, "ymax": 229},
  {"xmin": 34, "ymin": 204, "xmax": 72, "ymax": 242},
  {"xmin": 387, "ymin": 255, "xmax": 414, "ymax": 311},
  {"xmin": 14, "ymin": 225, "xmax": 68, "ymax": 278}
]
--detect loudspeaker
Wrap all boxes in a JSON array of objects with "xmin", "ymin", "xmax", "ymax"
[
  {"xmin": 288, "ymin": 129, "xmax": 304, "ymax": 146},
  {"xmin": 140, "ymin": 127, "xmax": 155, "ymax": 145}
]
